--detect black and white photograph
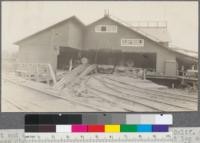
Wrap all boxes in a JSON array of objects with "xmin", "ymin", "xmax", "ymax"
[{"xmin": 2, "ymin": 1, "xmax": 198, "ymax": 112}]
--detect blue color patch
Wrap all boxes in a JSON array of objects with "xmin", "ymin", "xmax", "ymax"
[{"xmin": 137, "ymin": 125, "xmax": 152, "ymax": 132}]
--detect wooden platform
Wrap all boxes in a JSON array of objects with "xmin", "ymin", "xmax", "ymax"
[{"xmin": 146, "ymin": 74, "xmax": 178, "ymax": 80}]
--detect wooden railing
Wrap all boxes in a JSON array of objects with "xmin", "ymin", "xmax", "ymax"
[{"xmin": 15, "ymin": 63, "xmax": 56, "ymax": 85}]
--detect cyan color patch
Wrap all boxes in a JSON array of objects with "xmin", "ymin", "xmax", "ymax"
[{"xmin": 137, "ymin": 125, "xmax": 152, "ymax": 132}]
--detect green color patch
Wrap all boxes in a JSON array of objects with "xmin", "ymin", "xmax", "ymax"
[{"xmin": 120, "ymin": 125, "xmax": 137, "ymax": 132}]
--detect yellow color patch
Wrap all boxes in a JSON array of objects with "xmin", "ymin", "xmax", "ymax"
[{"xmin": 105, "ymin": 125, "xmax": 120, "ymax": 132}]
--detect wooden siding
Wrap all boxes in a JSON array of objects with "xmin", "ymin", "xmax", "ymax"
[
  {"xmin": 84, "ymin": 17, "xmax": 176, "ymax": 74},
  {"xmin": 17, "ymin": 19, "xmax": 84, "ymax": 71}
]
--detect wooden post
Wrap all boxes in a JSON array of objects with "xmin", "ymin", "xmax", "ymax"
[
  {"xmin": 27, "ymin": 64, "xmax": 31, "ymax": 80},
  {"xmin": 192, "ymin": 81, "xmax": 196, "ymax": 91},
  {"xmin": 48, "ymin": 64, "xmax": 57, "ymax": 86},
  {"xmin": 192, "ymin": 64, "xmax": 195, "ymax": 70},
  {"xmin": 181, "ymin": 65, "xmax": 185, "ymax": 76},
  {"xmin": 143, "ymin": 69, "xmax": 146, "ymax": 80},
  {"xmin": 36, "ymin": 64, "xmax": 39, "ymax": 82},
  {"xmin": 172, "ymin": 83, "xmax": 175, "ymax": 89},
  {"xmin": 69, "ymin": 59, "xmax": 73, "ymax": 71}
]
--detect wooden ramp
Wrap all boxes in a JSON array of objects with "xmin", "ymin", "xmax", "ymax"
[
  {"xmin": 78, "ymin": 64, "xmax": 96, "ymax": 78},
  {"xmin": 53, "ymin": 64, "xmax": 96, "ymax": 90},
  {"xmin": 69, "ymin": 64, "xmax": 97, "ymax": 88},
  {"xmin": 53, "ymin": 64, "xmax": 88, "ymax": 90}
]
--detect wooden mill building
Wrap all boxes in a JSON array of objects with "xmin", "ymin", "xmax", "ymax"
[{"xmin": 15, "ymin": 14, "xmax": 198, "ymax": 78}]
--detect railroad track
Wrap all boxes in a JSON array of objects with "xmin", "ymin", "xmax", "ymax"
[
  {"xmin": 4, "ymin": 75, "xmax": 136, "ymax": 112},
  {"xmin": 3, "ymin": 77, "xmax": 104, "ymax": 112},
  {"xmin": 87, "ymin": 86, "xmax": 161, "ymax": 112},
  {"xmin": 3, "ymin": 73, "xmax": 197, "ymax": 112},
  {"xmin": 101, "ymin": 77, "xmax": 197, "ymax": 108},
  {"xmin": 86, "ymin": 76, "xmax": 162, "ymax": 112},
  {"xmin": 92, "ymin": 76, "xmax": 195, "ymax": 111},
  {"xmin": 77, "ymin": 76, "xmax": 128, "ymax": 112},
  {"xmin": 87, "ymin": 89, "xmax": 131, "ymax": 112},
  {"xmin": 102, "ymin": 79, "xmax": 194, "ymax": 111},
  {"xmin": 105, "ymin": 75, "xmax": 198, "ymax": 102},
  {"xmin": 102, "ymin": 76, "xmax": 197, "ymax": 111}
]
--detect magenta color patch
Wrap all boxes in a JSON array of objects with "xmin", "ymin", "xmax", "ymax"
[{"xmin": 72, "ymin": 125, "xmax": 88, "ymax": 132}]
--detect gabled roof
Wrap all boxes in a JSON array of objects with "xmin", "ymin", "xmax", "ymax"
[
  {"xmin": 14, "ymin": 14, "xmax": 197, "ymax": 60},
  {"xmin": 108, "ymin": 15, "xmax": 171, "ymax": 43},
  {"xmin": 15, "ymin": 16, "xmax": 85, "ymax": 45},
  {"xmin": 133, "ymin": 27, "xmax": 171, "ymax": 42},
  {"xmin": 87, "ymin": 15, "xmax": 197, "ymax": 60},
  {"xmin": 88, "ymin": 15, "xmax": 170, "ymax": 43}
]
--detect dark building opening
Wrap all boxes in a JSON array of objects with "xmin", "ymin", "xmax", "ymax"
[
  {"xmin": 57, "ymin": 47, "xmax": 80, "ymax": 70},
  {"xmin": 96, "ymin": 49, "xmax": 121, "ymax": 65},
  {"xmin": 118, "ymin": 52, "xmax": 157, "ymax": 70},
  {"xmin": 82, "ymin": 50, "xmax": 157, "ymax": 70}
]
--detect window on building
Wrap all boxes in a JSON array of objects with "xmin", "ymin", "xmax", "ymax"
[
  {"xmin": 121, "ymin": 39, "xmax": 144, "ymax": 47},
  {"xmin": 95, "ymin": 25, "xmax": 117, "ymax": 33},
  {"xmin": 101, "ymin": 26, "xmax": 107, "ymax": 31}
]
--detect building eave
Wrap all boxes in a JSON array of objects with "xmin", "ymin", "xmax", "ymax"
[{"xmin": 14, "ymin": 16, "xmax": 85, "ymax": 45}]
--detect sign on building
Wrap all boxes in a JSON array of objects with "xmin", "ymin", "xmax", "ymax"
[{"xmin": 121, "ymin": 39, "xmax": 144, "ymax": 47}]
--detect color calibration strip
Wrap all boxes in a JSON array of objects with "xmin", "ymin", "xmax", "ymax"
[
  {"xmin": 25, "ymin": 114, "xmax": 173, "ymax": 125},
  {"xmin": 25, "ymin": 124, "xmax": 169, "ymax": 133}
]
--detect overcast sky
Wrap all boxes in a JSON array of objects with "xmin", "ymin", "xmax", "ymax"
[{"xmin": 2, "ymin": 1, "xmax": 198, "ymax": 52}]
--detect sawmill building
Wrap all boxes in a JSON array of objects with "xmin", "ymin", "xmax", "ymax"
[{"xmin": 15, "ymin": 14, "xmax": 198, "ymax": 77}]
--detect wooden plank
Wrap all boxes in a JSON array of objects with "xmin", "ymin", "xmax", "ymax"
[{"xmin": 53, "ymin": 64, "xmax": 88, "ymax": 89}]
